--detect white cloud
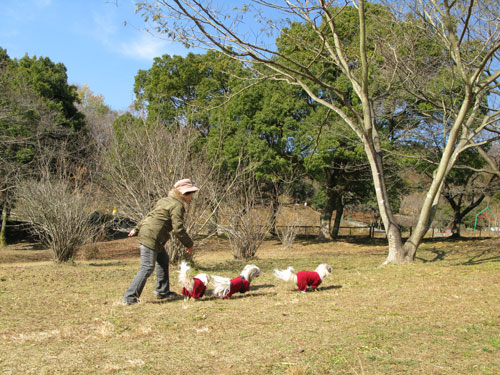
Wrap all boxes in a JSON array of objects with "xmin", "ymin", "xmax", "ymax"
[
  {"xmin": 87, "ymin": 7, "xmax": 169, "ymax": 61},
  {"xmin": 119, "ymin": 33, "xmax": 169, "ymax": 60},
  {"xmin": 91, "ymin": 11, "xmax": 119, "ymax": 45},
  {"xmin": 86, "ymin": 4, "xmax": 190, "ymax": 62}
]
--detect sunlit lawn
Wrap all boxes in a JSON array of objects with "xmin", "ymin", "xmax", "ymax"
[{"xmin": 1, "ymin": 235, "xmax": 499, "ymax": 374}]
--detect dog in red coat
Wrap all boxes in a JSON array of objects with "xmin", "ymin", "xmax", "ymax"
[
  {"xmin": 274, "ymin": 264, "xmax": 332, "ymax": 292},
  {"xmin": 178, "ymin": 261, "xmax": 210, "ymax": 301},
  {"xmin": 212, "ymin": 265, "xmax": 261, "ymax": 299}
]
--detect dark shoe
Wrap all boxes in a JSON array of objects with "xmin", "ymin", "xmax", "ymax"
[{"xmin": 155, "ymin": 291, "xmax": 178, "ymax": 299}]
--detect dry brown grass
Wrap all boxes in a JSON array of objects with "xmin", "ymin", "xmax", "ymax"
[{"xmin": 1, "ymin": 236, "xmax": 499, "ymax": 374}]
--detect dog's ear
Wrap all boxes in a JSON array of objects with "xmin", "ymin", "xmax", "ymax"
[{"xmin": 250, "ymin": 266, "xmax": 261, "ymax": 280}]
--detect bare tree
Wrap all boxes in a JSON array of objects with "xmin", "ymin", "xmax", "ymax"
[
  {"xmin": 99, "ymin": 117, "xmax": 246, "ymax": 263},
  {"xmin": 276, "ymin": 205, "xmax": 301, "ymax": 249},
  {"xmin": 442, "ymin": 168, "xmax": 500, "ymax": 237},
  {"xmin": 100, "ymin": 118, "xmax": 203, "ymax": 218},
  {"xmin": 134, "ymin": 0, "xmax": 500, "ymax": 264},
  {"xmin": 75, "ymin": 84, "xmax": 118, "ymax": 148},
  {"xmin": 14, "ymin": 174, "xmax": 106, "ymax": 262},
  {"xmin": 382, "ymin": 0, "xmax": 500, "ymax": 259},
  {"xmin": 0, "ymin": 73, "xmax": 79, "ymax": 247},
  {"xmin": 217, "ymin": 176, "xmax": 274, "ymax": 259}
]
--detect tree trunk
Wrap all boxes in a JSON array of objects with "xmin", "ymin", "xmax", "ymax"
[
  {"xmin": 445, "ymin": 188, "xmax": 487, "ymax": 239},
  {"xmin": 0, "ymin": 201, "xmax": 8, "ymax": 248},
  {"xmin": 443, "ymin": 192, "xmax": 463, "ymax": 238},
  {"xmin": 449, "ymin": 213, "xmax": 463, "ymax": 238},
  {"xmin": 318, "ymin": 184, "xmax": 337, "ymax": 241},
  {"xmin": 318, "ymin": 207, "xmax": 333, "ymax": 241},
  {"xmin": 356, "ymin": 6, "xmax": 407, "ymax": 263},
  {"xmin": 362, "ymin": 131, "xmax": 406, "ymax": 264},
  {"xmin": 331, "ymin": 198, "xmax": 343, "ymax": 238},
  {"xmin": 403, "ymin": 181, "xmax": 443, "ymax": 261},
  {"xmin": 270, "ymin": 193, "xmax": 279, "ymax": 236},
  {"xmin": 404, "ymin": 94, "xmax": 473, "ymax": 261}
]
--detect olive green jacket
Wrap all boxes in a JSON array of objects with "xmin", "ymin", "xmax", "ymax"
[{"xmin": 135, "ymin": 190, "xmax": 193, "ymax": 252}]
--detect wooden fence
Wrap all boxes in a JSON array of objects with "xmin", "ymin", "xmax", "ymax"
[{"xmin": 275, "ymin": 225, "xmax": 500, "ymax": 239}]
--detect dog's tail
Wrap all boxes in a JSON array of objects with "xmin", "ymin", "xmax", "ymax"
[
  {"xmin": 211, "ymin": 275, "xmax": 231, "ymax": 298},
  {"xmin": 178, "ymin": 261, "xmax": 194, "ymax": 291},
  {"xmin": 274, "ymin": 266, "xmax": 297, "ymax": 283}
]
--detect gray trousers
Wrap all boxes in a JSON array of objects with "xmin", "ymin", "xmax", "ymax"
[{"xmin": 123, "ymin": 244, "xmax": 170, "ymax": 303}]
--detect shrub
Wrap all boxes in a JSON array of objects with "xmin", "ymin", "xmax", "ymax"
[
  {"xmin": 277, "ymin": 210, "xmax": 301, "ymax": 249},
  {"xmin": 219, "ymin": 207, "xmax": 273, "ymax": 259},
  {"xmin": 14, "ymin": 178, "xmax": 106, "ymax": 262},
  {"xmin": 217, "ymin": 181, "xmax": 274, "ymax": 259},
  {"xmin": 81, "ymin": 242, "xmax": 100, "ymax": 260}
]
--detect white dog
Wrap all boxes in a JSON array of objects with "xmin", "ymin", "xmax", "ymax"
[
  {"xmin": 178, "ymin": 261, "xmax": 211, "ymax": 300},
  {"xmin": 274, "ymin": 264, "xmax": 332, "ymax": 292},
  {"xmin": 212, "ymin": 265, "xmax": 261, "ymax": 299}
]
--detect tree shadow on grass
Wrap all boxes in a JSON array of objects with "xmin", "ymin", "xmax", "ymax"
[
  {"xmin": 88, "ymin": 261, "xmax": 128, "ymax": 267},
  {"xmin": 415, "ymin": 249, "xmax": 447, "ymax": 263},
  {"xmin": 334, "ymin": 237, "xmax": 389, "ymax": 246},
  {"xmin": 336, "ymin": 234, "xmax": 493, "ymax": 247},
  {"xmin": 415, "ymin": 237, "xmax": 500, "ymax": 265},
  {"xmin": 462, "ymin": 250, "xmax": 500, "ymax": 265},
  {"xmin": 288, "ymin": 237, "xmax": 388, "ymax": 247}
]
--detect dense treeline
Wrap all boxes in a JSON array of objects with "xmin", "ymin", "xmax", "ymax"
[
  {"xmin": 1, "ymin": 0, "xmax": 499, "ymax": 263},
  {"xmin": 135, "ymin": 0, "xmax": 500, "ymax": 264},
  {"xmin": 0, "ymin": 48, "xmax": 106, "ymax": 260}
]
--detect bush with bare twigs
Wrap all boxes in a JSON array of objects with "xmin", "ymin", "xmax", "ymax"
[
  {"xmin": 217, "ymin": 182, "xmax": 273, "ymax": 259},
  {"xmin": 277, "ymin": 207, "xmax": 302, "ymax": 249},
  {"xmin": 277, "ymin": 226, "xmax": 297, "ymax": 249},
  {"xmin": 100, "ymin": 119, "xmax": 243, "ymax": 264},
  {"xmin": 14, "ymin": 178, "xmax": 106, "ymax": 263},
  {"xmin": 219, "ymin": 207, "xmax": 273, "ymax": 259}
]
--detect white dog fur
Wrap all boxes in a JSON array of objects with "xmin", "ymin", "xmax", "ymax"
[
  {"xmin": 178, "ymin": 261, "xmax": 210, "ymax": 300},
  {"xmin": 274, "ymin": 264, "xmax": 332, "ymax": 292},
  {"xmin": 212, "ymin": 264, "xmax": 261, "ymax": 298}
]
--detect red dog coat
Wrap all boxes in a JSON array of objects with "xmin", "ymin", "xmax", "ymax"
[
  {"xmin": 296, "ymin": 271, "xmax": 322, "ymax": 291},
  {"xmin": 181, "ymin": 278, "xmax": 207, "ymax": 299},
  {"xmin": 225, "ymin": 276, "xmax": 250, "ymax": 298}
]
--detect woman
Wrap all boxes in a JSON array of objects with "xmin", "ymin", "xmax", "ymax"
[{"xmin": 122, "ymin": 179, "xmax": 199, "ymax": 305}]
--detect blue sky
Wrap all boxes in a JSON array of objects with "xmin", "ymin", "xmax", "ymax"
[{"xmin": 0, "ymin": 0, "xmax": 191, "ymax": 111}]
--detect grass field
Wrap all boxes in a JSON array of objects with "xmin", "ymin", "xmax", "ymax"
[{"xmin": 1, "ymin": 235, "xmax": 499, "ymax": 374}]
